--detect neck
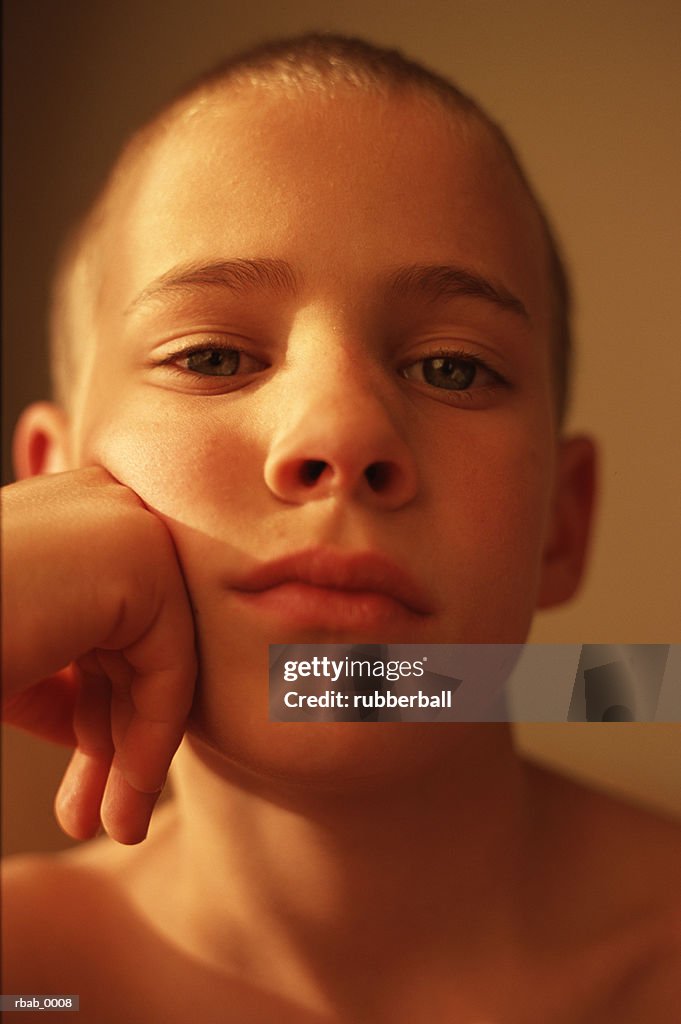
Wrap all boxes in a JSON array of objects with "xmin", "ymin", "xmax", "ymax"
[{"xmin": 148, "ymin": 725, "xmax": 536, "ymax": 1015}]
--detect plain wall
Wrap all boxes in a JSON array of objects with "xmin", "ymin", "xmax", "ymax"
[{"xmin": 3, "ymin": 0, "xmax": 680, "ymax": 856}]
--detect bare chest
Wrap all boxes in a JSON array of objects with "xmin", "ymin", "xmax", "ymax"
[{"xmin": 24, "ymin": 926, "xmax": 672, "ymax": 1024}]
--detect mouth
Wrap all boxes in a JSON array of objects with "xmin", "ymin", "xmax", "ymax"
[{"xmin": 230, "ymin": 548, "xmax": 433, "ymax": 629}]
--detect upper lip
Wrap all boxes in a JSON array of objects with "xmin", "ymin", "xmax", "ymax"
[{"xmin": 232, "ymin": 549, "xmax": 433, "ymax": 615}]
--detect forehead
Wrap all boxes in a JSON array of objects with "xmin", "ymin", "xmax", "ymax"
[{"xmin": 94, "ymin": 85, "xmax": 552, "ymax": 330}]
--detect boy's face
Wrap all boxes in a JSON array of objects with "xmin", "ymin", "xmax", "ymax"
[{"xmin": 49, "ymin": 86, "xmax": 589, "ymax": 780}]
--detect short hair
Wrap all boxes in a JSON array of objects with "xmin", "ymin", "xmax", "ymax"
[{"xmin": 50, "ymin": 33, "xmax": 571, "ymax": 421}]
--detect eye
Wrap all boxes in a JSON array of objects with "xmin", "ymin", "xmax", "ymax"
[
  {"xmin": 152, "ymin": 336, "xmax": 270, "ymax": 391},
  {"xmin": 178, "ymin": 346, "xmax": 265, "ymax": 377},
  {"xmin": 403, "ymin": 355, "xmax": 475, "ymax": 390},
  {"xmin": 401, "ymin": 352, "xmax": 505, "ymax": 393}
]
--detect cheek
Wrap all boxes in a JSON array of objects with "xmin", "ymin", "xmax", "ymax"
[
  {"xmin": 76, "ymin": 398, "xmax": 273, "ymax": 628},
  {"xmin": 78, "ymin": 399, "xmax": 264, "ymax": 533},
  {"xmin": 471, "ymin": 441, "xmax": 550, "ymax": 549},
  {"xmin": 428, "ymin": 419, "xmax": 554, "ymax": 629},
  {"xmin": 430, "ymin": 410, "xmax": 553, "ymax": 531}
]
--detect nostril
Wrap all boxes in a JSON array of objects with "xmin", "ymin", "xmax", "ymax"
[
  {"xmin": 300, "ymin": 460, "xmax": 328, "ymax": 486},
  {"xmin": 364, "ymin": 461, "xmax": 392, "ymax": 492}
]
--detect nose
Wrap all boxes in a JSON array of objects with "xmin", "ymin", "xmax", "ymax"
[{"xmin": 263, "ymin": 368, "xmax": 419, "ymax": 510}]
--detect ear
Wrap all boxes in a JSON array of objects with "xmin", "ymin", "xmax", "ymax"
[
  {"xmin": 13, "ymin": 402, "xmax": 73, "ymax": 479},
  {"xmin": 537, "ymin": 435, "xmax": 597, "ymax": 609}
]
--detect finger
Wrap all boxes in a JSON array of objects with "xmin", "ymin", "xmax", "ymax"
[
  {"xmin": 72, "ymin": 660, "xmax": 115, "ymax": 762},
  {"xmin": 55, "ymin": 748, "xmax": 109, "ymax": 841},
  {"xmin": 100, "ymin": 758, "xmax": 162, "ymax": 845},
  {"xmin": 54, "ymin": 662, "xmax": 114, "ymax": 841},
  {"xmin": 80, "ymin": 654, "xmax": 168, "ymax": 843},
  {"xmin": 106, "ymin": 541, "xmax": 197, "ymax": 724},
  {"xmin": 95, "ymin": 649, "xmax": 134, "ymax": 751},
  {"xmin": 117, "ymin": 678, "xmax": 189, "ymax": 793},
  {"xmin": 117, "ymin": 594, "xmax": 197, "ymax": 793},
  {"xmin": 100, "ymin": 651, "xmax": 163, "ymax": 792}
]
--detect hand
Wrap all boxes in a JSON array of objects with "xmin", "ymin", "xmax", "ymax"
[{"xmin": 1, "ymin": 467, "xmax": 197, "ymax": 844}]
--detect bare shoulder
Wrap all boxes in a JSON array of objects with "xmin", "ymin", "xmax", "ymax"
[
  {"xmin": 1, "ymin": 829, "xmax": 182, "ymax": 1024},
  {"xmin": 589, "ymin": 901, "xmax": 681, "ymax": 1020},
  {"xmin": 2, "ymin": 847, "xmax": 94, "ymax": 938},
  {"xmin": 1, "ymin": 826, "xmax": 324, "ymax": 1024},
  {"xmin": 524, "ymin": 760, "xmax": 681, "ymax": 1012},
  {"xmin": 1, "ymin": 843, "xmax": 128, "ymax": 991},
  {"xmin": 2, "ymin": 801, "xmax": 178, "ymax": 947},
  {"xmin": 526, "ymin": 758, "xmax": 681, "ymax": 890}
]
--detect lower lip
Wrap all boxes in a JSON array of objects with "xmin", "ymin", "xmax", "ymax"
[{"xmin": 233, "ymin": 582, "xmax": 423, "ymax": 629}]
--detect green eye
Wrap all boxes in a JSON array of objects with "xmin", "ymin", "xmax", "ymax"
[
  {"xmin": 403, "ymin": 355, "xmax": 478, "ymax": 390},
  {"xmin": 158, "ymin": 338, "xmax": 269, "ymax": 391},
  {"xmin": 184, "ymin": 349, "xmax": 241, "ymax": 376}
]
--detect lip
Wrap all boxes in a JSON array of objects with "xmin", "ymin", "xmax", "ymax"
[{"xmin": 231, "ymin": 549, "xmax": 434, "ymax": 624}]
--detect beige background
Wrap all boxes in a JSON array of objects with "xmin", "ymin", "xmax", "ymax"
[{"xmin": 3, "ymin": 0, "xmax": 680, "ymax": 856}]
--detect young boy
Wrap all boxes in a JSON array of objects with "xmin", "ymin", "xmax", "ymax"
[{"xmin": 3, "ymin": 34, "xmax": 680, "ymax": 1022}]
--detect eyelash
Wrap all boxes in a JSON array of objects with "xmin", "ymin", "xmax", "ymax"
[
  {"xmin": 154, "ymin": 340, "xmax": 510, "ymax": 401},
  {"xmin": 400, "ymin": 347, "xmax": 510, "ymax": 401},
  {"xmin": 156, "ymin": 339, "xmax": 268, "ymax": 385}
]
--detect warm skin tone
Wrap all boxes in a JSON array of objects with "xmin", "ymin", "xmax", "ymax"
[
  {"xmin": 3, "ymin": 85, "xmax": 680, "ymax": 1021},
  {"xmin": 41, "ymin": 85, "xmax": 590, "ymax": 787}
]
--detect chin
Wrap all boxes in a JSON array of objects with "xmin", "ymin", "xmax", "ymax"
[
  {"xmin": 181, "ymin": 612, "xmax": 525, "ymax": 794},
  {"xmin": 185, "ymin": 701, "xmax": 488, "ymax": 802}
]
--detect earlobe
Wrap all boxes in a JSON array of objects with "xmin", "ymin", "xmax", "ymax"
[
  {"xmin": 537, "ymin": 435, "xmax": 598, "ymax": 609},
  {"xmin": 13, "ymin": 402, "xmax": 73, "ymax": 479}
]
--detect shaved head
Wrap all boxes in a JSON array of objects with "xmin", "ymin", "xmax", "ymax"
[{"xmin": 50, "ymin": 33, "xmax": 571, "ymax": 421}]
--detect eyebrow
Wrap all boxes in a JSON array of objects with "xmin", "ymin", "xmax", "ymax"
[
  {"xmin": 384, "ymin": 264, "xmax": 529, "ymax": 320},
  {"xmin": 125, "ymin": 257, "xmax": 528, "ymax": 321},
  {"xmin": 125, "ymin": 257, "xmax": 298, "ymax": 314}
]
